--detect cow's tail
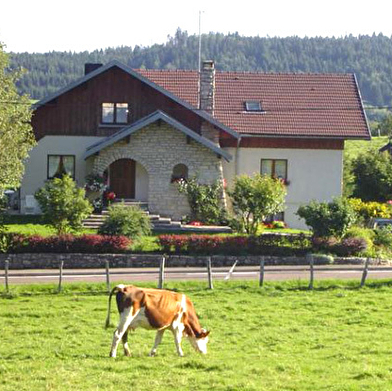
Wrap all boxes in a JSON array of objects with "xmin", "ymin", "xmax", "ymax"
[{"xmin": 105, "ymin": 284, "xmax": 125, "ymax": 329}]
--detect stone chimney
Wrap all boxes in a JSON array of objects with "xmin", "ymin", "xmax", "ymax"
[
  {"xmin": 200, "ymin": 60, "xmax": 215, "ymax": 114},
  {"xmin": 200, "ymin": 60, "xmax": 219, "ymax": 144},
  {"xmin": 84, "ymin": 63, "xmax": 103, "ymax": 75}
]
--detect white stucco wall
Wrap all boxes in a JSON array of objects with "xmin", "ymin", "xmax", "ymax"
[
  {"xmin": 20, "ymin": 136, "xmax": 104, "ymax": 213},
  {"xmin": 222, "ymin": 147, "xmax": 344, "ymax": 229}
]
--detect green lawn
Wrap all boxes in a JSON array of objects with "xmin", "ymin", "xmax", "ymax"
[{"xmin": 1, "ymin": 280, "xmax": 392, "ymax": 390}]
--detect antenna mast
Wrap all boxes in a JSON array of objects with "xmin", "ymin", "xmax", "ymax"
[{"xmin": 198, "ymin": 10, "xmax": 203, "ymax": 73}]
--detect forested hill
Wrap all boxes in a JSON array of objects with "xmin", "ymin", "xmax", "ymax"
[{"xmin": 9, "ymin": 30, "xmax": 392, "ymax": 109}]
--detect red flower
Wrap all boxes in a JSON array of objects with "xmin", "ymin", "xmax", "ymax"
[
  {"xmin": 189, "ymin": 221, "xmax": 202, "ymax": 226},
  {"xmin": 105, "ymin": 191, "xmax": 116, "ymax": 201}
]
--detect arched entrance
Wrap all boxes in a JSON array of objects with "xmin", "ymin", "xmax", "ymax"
[{"xmin": 109, "ymin": 159, "xmax": 136, "ymax": 199}]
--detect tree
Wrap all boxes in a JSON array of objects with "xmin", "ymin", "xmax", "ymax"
[
  {"xmin": 377, "ymin": 113, "xmax": 392, "ymax": 136},
  {"xmin": 35, "ymin": 175, "xmax": 93, "ymax": 234},
  {"xmin": 351, "ymin": 151, "xmax": 392, "ymax": 202},
  {"xmin": 229, "ymin": 174, "xmax": 286, "ymax": 235},
  {"xmin": 0, "ymin": 43, "xmax": 35, "ymax": 192}
]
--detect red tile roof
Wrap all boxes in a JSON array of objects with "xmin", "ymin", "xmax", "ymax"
[{"xmin": 138, "ymin": 69, "xmax": 370, "ymax": 139}]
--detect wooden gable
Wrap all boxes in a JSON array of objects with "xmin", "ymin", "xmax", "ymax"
[{"xmin": 32, "ymin": 66, "xmax": 203, "ymax": 140}]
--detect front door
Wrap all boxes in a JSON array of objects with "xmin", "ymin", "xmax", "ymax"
[{"xmin": 109, "ymin": 159, "xmax": 136, "ymax": 199}]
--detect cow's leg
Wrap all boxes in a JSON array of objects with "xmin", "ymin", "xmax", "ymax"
[
  {"xmin": 110, "ymin": 307, "xmax": 137, "ymax": 358},
  {"xmin": 172, "ymin": 323, "xmax": 185, "ymax": 357},
  {"xmin": 149, "ymin": 329, "xmax": 165, "ymax": 357},
  {"xmin": 122, "ymin": 331, "xmax": 131, "ymax": 357}
]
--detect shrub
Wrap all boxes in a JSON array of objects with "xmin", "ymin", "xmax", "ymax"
[
  {"xmin": 348, "ymin": 198, "xmax": 392, "ymax": 224},
  {"xmin": 343, "ymin": 226, "xmax": 375, "ymax": 251},
  {"xmin": 177, "ymin": 177, "xmax": 227, "ymax": 225},
  {"xmin": 229, "ymin": 174, "xmax": 287, "ymax": 235},
  {"xmin": 98, "ymin": 204, "xmax": 151, "ymax": 238},
  {"xmin": 7, "ymin": 234, "xmax": 131, "ymax": 253},
  {"xmin": 373, "ymin": 226, "xmax": 392, "ymax": 248},
  {"xmin": 311, "ymin": 236, "xmax": 339, "ymax": 253},
  {"xmin": 158, "ymin": 233, "xmax": 311, "ymax": 256},
  {"xmin": 296, "ymin": 197, "xmax": 357, "ymax": 238},
  {"xmin": 333, "ymin": 237, "xmax": 368, "ymax": 257},
  {"xmin": 35, "ymin": 175, "xmax": 93, "ymax": 235}
]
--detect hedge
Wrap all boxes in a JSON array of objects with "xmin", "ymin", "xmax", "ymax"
[
  {"xmin": 4, "ymin": 234, "xmax": 131, "ymax": 253},
  {"xmin": 158, "ymin": 234, "xmax": 311, "ymax": 256}
]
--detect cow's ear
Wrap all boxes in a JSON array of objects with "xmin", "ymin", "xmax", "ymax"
[{"xmin": 201, "ymin": 330, "xmax": 210, "ymax": 338}]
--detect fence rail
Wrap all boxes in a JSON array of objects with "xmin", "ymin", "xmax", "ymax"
[{"xmin": 1, "ymin": 255, "xmax": 391, "ymax": 293}]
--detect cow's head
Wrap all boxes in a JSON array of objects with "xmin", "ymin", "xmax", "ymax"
[{"xmin": 189, "ymin": 329, "xmax": 210, "ymax": 354}]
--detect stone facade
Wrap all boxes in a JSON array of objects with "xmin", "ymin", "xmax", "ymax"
[{"xmin": 91, "ymin": 121, "xmax": 225, "ymax": 220}]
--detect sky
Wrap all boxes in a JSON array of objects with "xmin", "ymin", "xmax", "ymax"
[{"xmin": 1, "ymin": 0, "xmax": 392, "ymax": 53}]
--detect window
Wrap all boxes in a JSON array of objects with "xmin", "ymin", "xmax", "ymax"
[
  {"xmin": 171, "ymin": 164, "xmax": 188, "ymax": 183},
  {"xmin": 102, "ymin": 103, "xmax": 129, "ymax": 124},
  {"xmin": 245, "ymin": 101, "xmax": 262, "ymax": 112},
  {"xmin": 261, "ymin": 159, "xmax": 288, "ymax": 181},
  {"xmin": 47, "ymin": 155, "xmax": 75, "ymax": 179}
]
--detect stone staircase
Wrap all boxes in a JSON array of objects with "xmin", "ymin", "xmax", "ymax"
[{"xmin": 82, "ymin": 200, "xmax": 182, "ymax": 231}]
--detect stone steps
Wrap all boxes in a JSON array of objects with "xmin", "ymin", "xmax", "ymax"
[{"xmin": 82, "ymin": 201, "xmax": 182, "ymax": 231}]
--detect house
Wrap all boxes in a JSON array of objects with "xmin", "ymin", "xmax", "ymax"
[{"xmin": 20, "ymin": 60, "xmax": 370, "ymax": 229}]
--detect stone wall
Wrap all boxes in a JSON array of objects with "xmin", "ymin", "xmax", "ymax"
[
  {"xmin": 91, "ymin": 121, "xmax": 224, "ymax": 220},
  {"xmin": 0, "ymin": 253, "xmax": 377, "ymax": 270}
]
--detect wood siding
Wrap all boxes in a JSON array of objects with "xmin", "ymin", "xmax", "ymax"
[
  {"xmin": 32, "ymin": 66, "xmax": 203, "ymax": 140},
  {"xmin": 219, "ymin": 137, "xmax": 344, "ymax": 150}
]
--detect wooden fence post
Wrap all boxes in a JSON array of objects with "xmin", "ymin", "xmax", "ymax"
[
  {"xmin": 360, "ymin": 258, "xmax": 370, "ymax": 287},
  {"xmin": 4, "ymin": 259, "xmax": 9, "ymax": 293},
  {"xmin": 207, "ymin": 257, "xmax": 214, "ymax": 290},
  {"xmin": 105, "ymin": 260, "xmax": 110, "ymax": 293},
  {"xmin": 224, "ymin": 260, "xmax": 238, "ymax": 281},
  {"xmin": 259, "ymin": 257, "xmax": 265, "ymax": 287},
  {"xmin": 308, "ymin": 253, "xmax": 314, "ymax": 290},
  {"xmin": 158, "ymin": 255, "xmax": 166, "ymax": 289},
  {"xmin": 57, "ymin": 260, "xmax": 64, "ymax": 293}
]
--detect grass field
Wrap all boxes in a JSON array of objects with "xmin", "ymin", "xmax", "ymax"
[
  {"xmin": 344, "ymin": 136, "xmax": 388, "ymax": 162},
  {"xmin": 1, "ymin": 280, "xmax": 392, "ymax": 390}
]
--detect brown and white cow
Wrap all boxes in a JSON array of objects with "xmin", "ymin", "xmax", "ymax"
[{"xmin": 105, "ymin": 285, "xmax": 210, "ymax": 357}]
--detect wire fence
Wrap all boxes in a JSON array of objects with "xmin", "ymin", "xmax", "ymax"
[{"xmin": 1, "ymin": 254, "xmax": 388, "ymax": 295}]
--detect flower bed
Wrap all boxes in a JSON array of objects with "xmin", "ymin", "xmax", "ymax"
[
  {"xmin": 5, "ymin": 234, "xmax": 131, "ymax": 254},
  {"xmin": 158, "ymin": 233, "xmax": 311, "ymax": 256}
]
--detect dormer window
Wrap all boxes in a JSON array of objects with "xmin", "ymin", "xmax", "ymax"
[
  {"xmin": 245, "ymin": 101, "xmax": 262, "ymax": 112},
  {"xmin": 102, "ymin": 103, "xmax": 129, "ymax": 124}
]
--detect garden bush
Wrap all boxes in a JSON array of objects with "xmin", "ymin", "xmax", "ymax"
[
  {"xmin": 98, "ymin": 204, "xmax": 151, "ymax": 238},
  {"xmin": 296, "ymin": 197, "xmax": 357, "ymax": 238},
  {"xmin": 332, "ymin": 237, "xmax": 368, "ymax": 257},
  {"xmin": 343, "ymin": 226, "xmax": 375, "ymax": 251},
  {"xmin": 35, "ymin": 175, "xmax": 93, "ymax": 234},
  {"xmin": 373, "ymin": 226, "xmax": 392, "ymax": 248},
  {"xmin": 229, "ymin": 174, "xmax": 286, "ymax": 235},
  {"xmin": 5, "ymin": 233, "xmax": 131, "ymax": 253},
  {"xmin": 348, "ymin": 198, "xmax": 392, "ymax": 224},
  {"xmin": 158, "ymin": 233, "xmax": 311, "ymax": 256},
  {"xmin": 311, "ymin": 236, "xmax": 339, "ymax": 253},
  {"xmin": 177, "ymin": 177, "xmax": 227, "ymax": 225}
]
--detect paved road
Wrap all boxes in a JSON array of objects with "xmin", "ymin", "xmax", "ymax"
[{"xmin": 1, "ymin": 265, "xmax": 392, "ymax": 285}]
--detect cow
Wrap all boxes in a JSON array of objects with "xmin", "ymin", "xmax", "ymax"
[{"xmin": 105, "ymin": 285, "xmax": 210, "ymax": 357}]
